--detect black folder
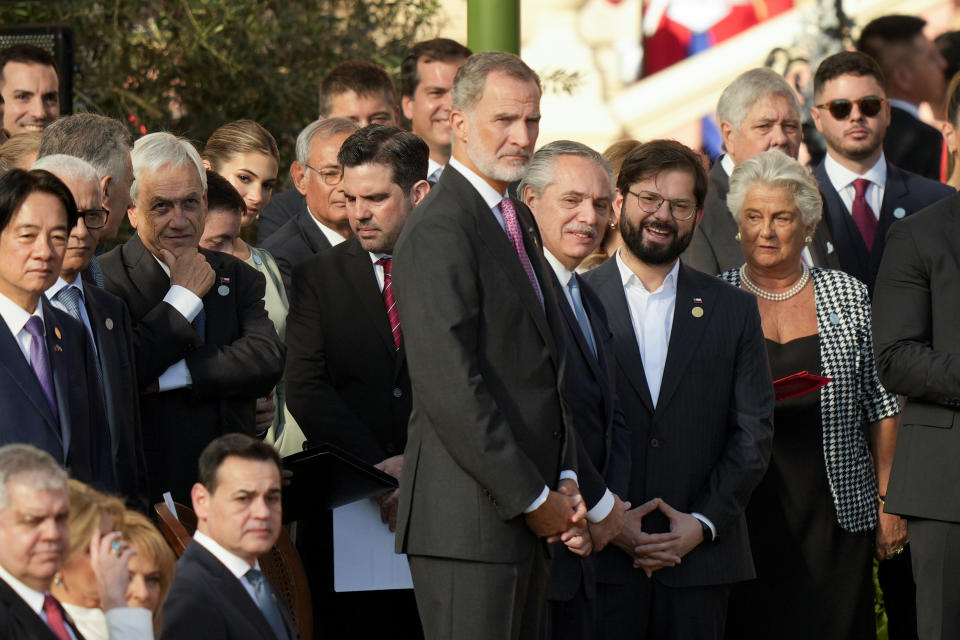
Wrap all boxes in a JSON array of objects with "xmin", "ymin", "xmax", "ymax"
[{"xmin": 281, "ymin": 443, "xmax": 398, "ymax": 523}]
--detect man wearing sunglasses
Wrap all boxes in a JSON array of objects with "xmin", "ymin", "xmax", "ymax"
[
  {"xmin": 811, "ymin": 51, "xmax": 953, "ymax": 294},
  {"xmin": 857, "ymin": 15, "xmax": 948, "ymax": 182},
  {"xmin": 35, "ymin": 154, "xmax": 148, "ymax": 510}
]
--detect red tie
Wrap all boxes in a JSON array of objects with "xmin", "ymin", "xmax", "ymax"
[
  {"xmin": 499, "ymin": 198, "xmax": 543, "ymax": 306},
  {"xmin": 851, "ymin": 178, "xmax": 878, "ymax": 251},
  {"xmin": 43, "ymin": 594, "xmax": 72, "ymax": 640},
  {"xmin": 378, "ymin": 258, "xmax": 401, "ymax": 350}
]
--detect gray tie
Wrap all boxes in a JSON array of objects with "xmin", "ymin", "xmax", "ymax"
[
  {"xmin": 568, "ymin": 276, "xmax": 597, "ymax": 359},
  {"xmin": 245, "ymin": 569, "xmax": 289, "ymax": 640},
  {"xmin": 428, "ymin": 166, "xmax": 442, "ymax": 185},
  {"xmin": 54, "ymin": 286, "xmax": 104, "ymax": 393},
  {"xmin": 87, "ymin": 254, "xmax": 105, "ymax": 288}
]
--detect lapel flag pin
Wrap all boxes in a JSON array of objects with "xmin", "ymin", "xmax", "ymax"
[
  {"xmin": 54, "ymin": 327, "xmax": 62, "ymax": 340},
  {"xmin": 54, "ymin": 345, "xmax": 63, "ymax": 352},
  {"xmin": 692, "ymin": 297, "xmax": 704, "ymax": 318}
]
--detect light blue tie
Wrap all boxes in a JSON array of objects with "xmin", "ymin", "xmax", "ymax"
[
  {"xmin": 568, "ymin": 276, "xmax": 597, "ymax": 359},
  {"xmin": 245, "ymin": 569, "xmax": 290, "ymax": 640},
  {"xmin": 54, "ymin": 286, "xmax": 103, "ymax": 393}
]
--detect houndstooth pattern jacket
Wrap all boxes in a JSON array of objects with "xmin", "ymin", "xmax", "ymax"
[{"xmin": 720, "ymin": 267, "xmax": 899, "ymax": 532}]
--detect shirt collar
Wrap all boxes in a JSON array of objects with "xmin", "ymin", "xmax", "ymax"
[
  {"xmin": 306, "ymin": 206, "xmax": 348, "ymax": 247},
  {"xmin": 192, "ymin": 530, "xmax": 260, "ymax": 578},
  {"xmin": 0, "ymin": 563, "xmax": 45, "ymax": 615},
  {"xmin": 448, "ymin": 157, "xmax": 508, "ymax": 210},
  {"xmin": 720, "ymin": 154, "xmax": 736, "ymax": 177},
  {"xmin": 369, "ymin": 251, "xmax": 391, "ymax": 266},
  {"xmin": 46, "ymin": 276, "xmax": 85, "ymax": 302},
  {"xmin": 0, "ymin": 291, "xmax": 42, "ymax": 339},
  {"xmin": 615, "ymin": 248, "xmax": 680, "ymax": 294},
  {"xmin": 427, "ymin": 158, "xmax": 444, "ymax": 179},
  {"xmin": 887, "ymin": 99, "xmax": 920, "ymax": 120},
  {"xmin": 823, "ymin": 151, "xmax": 887, "ymax": 191},
  {"xmin": 543, "ymin": 249, "xmax": 574, "ymax": 287}
]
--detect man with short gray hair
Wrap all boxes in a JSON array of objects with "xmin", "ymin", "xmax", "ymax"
[
  {"xmin": 33, "ymin": 154, "xmax": 148, "ymax": 510},
  {"xmin": 393, "ymin": 51, "xmax": 586, "ymax": 639},
  {"xmin": 683, "ymin": 68, "xmax": 808, "ymax": 275},
  {"xmin": 100, "ymin": 132, "xmax": 285, "ymax": 503},
  {"xmin": 261, "ymin": 117, "xmax": 359, "ymax": 292}
]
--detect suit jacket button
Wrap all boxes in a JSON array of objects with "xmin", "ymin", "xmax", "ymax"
[
  {"xmin": 392, "ymin": 387, "xmax": 403, "ymax": 398},
  {"xmin": 650, "ymin": 438, "xmax": 660, "ymax": 447},
  {"xmin": 553, "ymin": 431, "xmax": 562, "ymax": 440}
]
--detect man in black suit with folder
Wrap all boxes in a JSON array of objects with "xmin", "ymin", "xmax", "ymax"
[
  {"xmin": 520, "ymin": 140, "xmax": 632, "ymax": 639},
  {"xmin": 285, "ymin": 124, "xmax": 430, "ymax": 637},
  {"xmin": 584, "ymin": 139, "xmax": 774, "ymax": 639},
  {"xmin": 393, "ymin": 52, "xmax": 586, "ymax": 639}
]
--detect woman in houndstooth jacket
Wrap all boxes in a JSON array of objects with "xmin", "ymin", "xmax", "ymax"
[{"xmin": 718, "ymin": 151, "xmax": 901, "ymax": 640}]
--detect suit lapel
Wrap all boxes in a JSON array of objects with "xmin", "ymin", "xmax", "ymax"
[
  {"xmin": 875, "ymin": 163, "xmax": 908, "ymax": 256},
  {"xmin": 0, "ymin": 314, "xmax": 60, "ymax": 438},
  {"xmin": 555, "ymin": 272, "xmax": 603, "ymax": 380},
  {"xmin": 0, "ymin": 577, "xmax": 60, "ymax": 639},
  {"xmin": 814, "ymin": 163, "xmax": 871, "ymax": 278},
  {"xmin": 591, "ymin": 259, "xmax": 654, "ymax": 413},
  {"xmin": 42, "ymin": 301, "xmax": 71, "ymax": 457},
  {"xmin": 581, "ymin": 283, "xmax": 616, "ymax": 429},
  {"xmin": 299, "ymin": 210, "xmax": 331, "ymax": 253},
  {"xmin": 655, "ymin": 265, "xmax": 713, "ymax": 413},
  {"xmin": 122, "ymin": 234, "xmax": 173, "ymax": 312},
  {"xmin": 344, "ymin": 239, "xmax": 397, "ymax": 358},
  {"xmin": 199, "ymin": 250, "xmax": 229, "ymax": 347}
]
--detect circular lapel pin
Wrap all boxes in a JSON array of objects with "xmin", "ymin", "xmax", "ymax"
[
  {"xmin": 217, "ymin": 285, "xmax": 230, "ymax": 297},
  {"xmin": 253, "ymin": 254, "xmax": 263, "ymax": 265},
  {"xmin": 105, "ymin": 318, "xmax": 114, "ymax": 331},
  {"xmin": 893, "ymin": 207, "xmax": 906, "ymax": 219},
  {"xmin": 829, "ymin": 312, "xmax": 841, "ymax": 325},
  {"xmin": 692, "ymin": 307, "xmax": 704, "ymax": 318}
]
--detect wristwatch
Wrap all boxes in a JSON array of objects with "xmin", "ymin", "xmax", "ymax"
[{"xmin": 699, "ymin": 518, "xmax": 715, "ymax": 544}]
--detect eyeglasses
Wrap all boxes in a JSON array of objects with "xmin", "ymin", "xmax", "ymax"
[
  {"xmin": 304, "ymin": 163, "xmax": 343, "ymax": 186},
  {"xmin": 627, "ymin": 190, "xmax": 697, "ymax": 221},
  {"xmin": 815, "ymin": 96, "xmax": 885, "ymax": 120},
  {"xmin": 78, "ymin": 208, "xmax": 109, "ymax": 230}
]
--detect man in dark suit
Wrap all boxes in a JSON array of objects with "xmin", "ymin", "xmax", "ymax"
[
  {"xmin": 34, "ymin": 154, "xmax": 148, "ymax": 509},
  {"xmin": 873, "ymin": 194, "xmax": 960, "ymax": 640},
  {"xmin": 683, "ymin": 68, "xmax": 814, "ymax": 275},
  {"xmin": 260, "ymin": 118, "xmax": 358, "ymax": 293},
  {"xmin": 858, "ymin": 15, "xmax": 948, "ymax": 181},
  {"xmin": 811, "ymin": 51, "xmax": 954, "ymax": 296},
  {"xmin": 161, "ymin": 434, "xmax": 295, "ymax": 640},
  {"xmin": 0, "ymin": 168, "xmax": 113, "ymax": 488},
  {"xmin": 257, "ymin": 61, "xmax": 399, "ymax": 243},
  {"xmin": 285, "ymin": 125, "xmax": 431, "ymax": 637},
  {"xmin": 100, "ymin": 132, "xmax": 285, "ymax": 504},
  {"xmin": 393, "ymin": 52, "xmax": 587, "ymax": 640},
  {"xmin": 584, "ymin": 139, "xmax": 774, "ymax": 639},
  {"xmin": 520, "ymin": 140, "xmax": 632, "ymax": 639}
]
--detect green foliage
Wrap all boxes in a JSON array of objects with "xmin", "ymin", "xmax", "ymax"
[{"xmin": 0, "ymin": 0, "xmax": 438, "ymax": 177}]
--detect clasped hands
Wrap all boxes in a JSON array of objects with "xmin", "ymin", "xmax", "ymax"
[
  {"xmin": 525, "ymin": 478, "xmax": 592, "ymax": 555},
  {"xmin": 612, "ymin": 498, "xmax": 705, "ymax": 577}
]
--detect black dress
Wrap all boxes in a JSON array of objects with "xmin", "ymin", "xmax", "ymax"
[{"xmin": 725, "ymin": 334, "xmax": 875, "ymax": 640}]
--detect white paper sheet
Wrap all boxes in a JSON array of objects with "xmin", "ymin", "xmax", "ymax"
[{"xmin": 332, "ymin": 498, "xmax": 413, "ymax": 592}]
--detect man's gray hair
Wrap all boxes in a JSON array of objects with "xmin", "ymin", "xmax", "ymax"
[
  {"xmin": 295, "ymin": 117, "xmax": 359, "ymax": 165},
  {"xmin": 727, "ymin": 149, "xmax": 822, "ymax": 228},
  {"xmin": 716, "ymin": 68, "xmax": 800, "ymax": 131},
  {"xmin": 451, "ymin": 51, "xmax": 541, "ymax": 113},
  {"xmin": 518, "ymin": 140, "xmax": 613, "ymax": 198},
  {"xmin": 0, "ymin": 444, "xmax": 67, "ymax": 513},
  {"xmin": 130, "ymin": 132, "xmax": 206, "ymax": 203},
  {"xmin": 31, "ymin": 154, "xmax": 100, "ymax": 190},
  {"xmin": 37, "ymin": 113, "xmax": 133, "ymax": 182}
]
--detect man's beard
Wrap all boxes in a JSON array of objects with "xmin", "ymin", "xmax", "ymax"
[
  {"xmin": 620, "ymin": 214, "xmax": 694, "ymax": 265},
  {"xmin": 464, "ymin": 128, "xmax": 530, "ymax": 184}
]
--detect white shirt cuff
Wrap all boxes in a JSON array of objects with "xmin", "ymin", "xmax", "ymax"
[
  {"xmin": 524, "ymin": 485, "xmax": 550, "ymax": 513},
  {"xmin": 559, "ymin": 470, "xmax": 578, "ymax": 485},
  {"xmin": 586, "ymin": 489, "xmax": 615, "ymax": 523},
  {"xmin": 105, "ymin": 607, "xmax": 154, "ymax": 639},
  {"xmin": 163, "ymin": 284, "xmax": 203, "ymax": 322},
  {"xmin": 158, "ymin": 359, "xmax": 192, "ymax": 391},
  {"xmin": 691, "ymin": 512, "xmax": 717, "ymax": 541}
]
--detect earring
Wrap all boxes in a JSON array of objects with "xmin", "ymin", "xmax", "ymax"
[
  {"xmin": 735, "ymin": 232, "xmax": 742, "ymax": 242},
  {"xmin": 609, "ymin": 221, "xmax": 618, "ymax": 230},
  {"xmin": 53, "ymin": 573, "xmax": 62, "ymax": 587},
  {"xmin": 804, "ymin": 235, "xmax": 813, "ymax": 245}
]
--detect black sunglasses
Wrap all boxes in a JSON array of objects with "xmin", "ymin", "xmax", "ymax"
[{"xmin": 815, "ymin": 96, "xmax": 885, "ymax": 120}]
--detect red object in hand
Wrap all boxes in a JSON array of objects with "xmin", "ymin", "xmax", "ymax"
[{"xmin": 773, "ymin": 370, "xmax": 832, "ymax": 401}]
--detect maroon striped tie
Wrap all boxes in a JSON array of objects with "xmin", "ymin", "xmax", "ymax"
[{"xmin": 378, "ymin": 257, "xmax": 401, "ymax": 350}]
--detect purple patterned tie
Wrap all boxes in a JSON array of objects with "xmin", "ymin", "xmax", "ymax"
[
  {"xmin": 24, "ymin": 316, "xmax": 58, "ymax": 419},
  {"xmin": 499, "ymin": 198, "xmax": 543, "ymax": 306}
]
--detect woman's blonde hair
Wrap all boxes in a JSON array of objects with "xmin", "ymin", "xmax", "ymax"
[
  {"xmin": 203, "ymin": 120, "xmax": 280, "ymax": 171},
  {"xmin": 65, "ymin": 479, "xmax": 125, "ymax": 557},
  {"xmin": 123, "ymin": 509, "xmax": 177, "ymax": 630}
]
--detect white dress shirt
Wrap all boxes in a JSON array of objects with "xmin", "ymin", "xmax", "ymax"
[
  {"xmin": 447, "ymin": 157, "xmax": 576, "ymax": 514},
  {"xmin": 151, "ymin": 255, "xmax": 203, "ymax": 392},
  {"xmin": 0, "ymin": 291, "xmax": 43, "ymax": 363},
  {"xmin": 193, "ymin": 531, "xmax": 263, "ymax": 606},
  {"xmin": 823, "ymin": 152, "xmax": 887, "ymax": 219},
  {"xmin": 307, "ymin": 207, "xmax": 349, "ymax": 248},
  {"xmin": 369, "ymin": 252, "xmax": 389, "ymax": 292}
]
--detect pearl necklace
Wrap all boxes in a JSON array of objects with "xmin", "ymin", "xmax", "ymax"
[{"xmin": 740, "ymin": 264, "xmax": 810, "ymax": 301}]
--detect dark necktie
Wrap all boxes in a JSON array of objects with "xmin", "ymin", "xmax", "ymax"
[
  {"xmin": 377, "ymin": 257, "xmax": 401, "ymax": 350},
  {"xmin": 499, "ymin": 198, "xmax": 543, "ymax": 306},
  {"xmin": 24, "ymin": 316, "xmax": 58, "ymax": 420},
  {"xmin": 851, "ymin": 178, "xmax": 878, "ymax": 251},
  {"xmin": 42, "ymin": 594, "xmax": 72, "ymax": 640},
  {"xmin": 568, "ymin": 276, "xmax": 597, "ymax": 359},
  {"xmin": 245, "ymin": 569, "xmax": 290, "ymax": 640}
]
